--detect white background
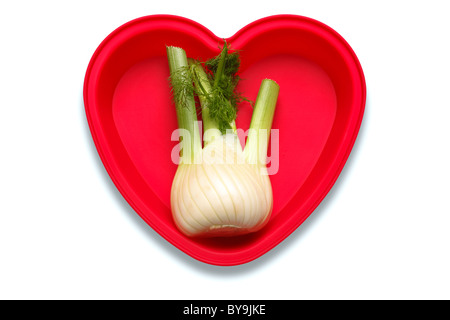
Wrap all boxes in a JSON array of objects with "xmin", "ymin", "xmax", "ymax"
[{"xmin": 1, "ymin": 0, "xmax": 449, "ymax": 300}]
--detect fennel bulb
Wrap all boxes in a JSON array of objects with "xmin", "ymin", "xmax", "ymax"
[{"xmin": 167, "ymin": 44, "xmax": 279, "ymax": 237}]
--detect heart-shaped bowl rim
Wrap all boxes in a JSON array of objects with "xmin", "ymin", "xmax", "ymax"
[{"xmin": 84, "ymin": 14, "xmax": 366, "ymax": 266}]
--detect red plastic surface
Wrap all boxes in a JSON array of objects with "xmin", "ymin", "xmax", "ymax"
[{"xmin": 83, "ymin": 14, "xmax": 366, "ymax": 266}]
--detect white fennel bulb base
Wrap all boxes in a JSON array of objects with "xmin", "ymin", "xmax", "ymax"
[{"xmin": 171, "ymin": 135, "xmax": 273, "ymax": 237}]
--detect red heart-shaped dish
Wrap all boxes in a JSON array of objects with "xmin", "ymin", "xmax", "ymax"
[{"xmin": 83, "ymin": 14, "xmax": 365, "ymax": 266}]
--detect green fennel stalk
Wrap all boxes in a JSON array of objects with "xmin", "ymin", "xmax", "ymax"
[
  {"xmin": 166, "ymin": 46, "xmax": 202, "ymax": 164},
  {"xmin": 167, "ymin": 43, "xmax": 279, "ymax": 165}
]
